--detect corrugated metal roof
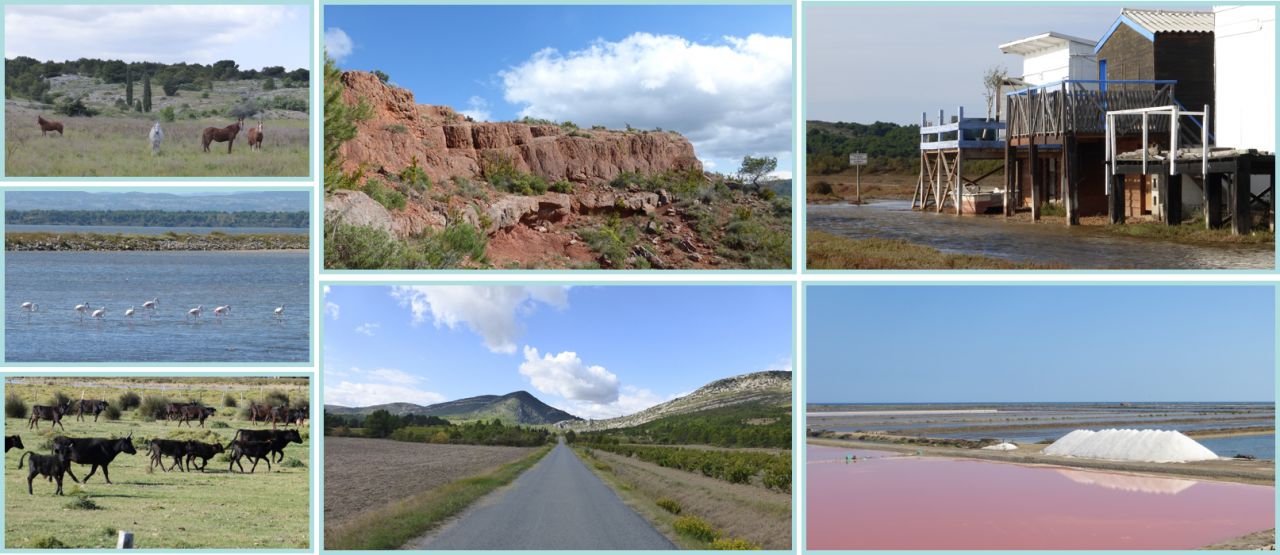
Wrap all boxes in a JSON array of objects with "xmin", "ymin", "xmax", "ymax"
[
  {"xmin": 999, "ymin": 32, "xmax": 1097, "ymax": 56},
  {"xmin": 1120, "ymin": 8, "xmax": 1215, "ymax": 34}
]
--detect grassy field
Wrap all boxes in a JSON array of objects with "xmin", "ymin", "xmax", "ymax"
[
  {"xmin": 573, "ymin": 445, "xmax": 790, "ymax": 550},
  {"xmin": 807, "ymin": 231, "xmax": 1071, "ymax": 269},
  {"xmin": 6, "ymin": 109, "xmax": 309, "ymax": 177},
  {"xmin": 4, "ymin": 380, "xmax": 310, "ymax": 549}
]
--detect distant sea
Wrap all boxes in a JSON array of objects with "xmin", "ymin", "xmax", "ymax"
[{"xmin": 7, "ymin": 225, "xmax": 308, "ymax": 236}]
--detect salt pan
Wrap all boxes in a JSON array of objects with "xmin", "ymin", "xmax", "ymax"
[
  {"xmin": 981, "ymin": 442, "xmax": 1018, "ymax": 451},
  {"xmin": 1043, "ymin": 429, "xmax": 1219, "ymax": 463}
]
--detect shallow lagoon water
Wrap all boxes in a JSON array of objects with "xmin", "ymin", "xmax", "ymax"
[
  {"xmin": 7, "ymin": 225, "xmax": 308, "ymax": 235},
  {"xmin": 6, "ymin": 250, "xmax": 310, "ymax": 363},
  {"xmin": 807, "ymin": 445, "xmax": 1275, "ymax": 550}
]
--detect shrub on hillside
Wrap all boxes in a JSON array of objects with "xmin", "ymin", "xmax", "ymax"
[{"xmin": 5, "ymin": 392, "xmax": 29, "ymax": 419}]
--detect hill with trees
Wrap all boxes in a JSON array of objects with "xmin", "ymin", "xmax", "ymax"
[
  {"xmin": 6, "ymin": 56, "xmax": 308, "ymax": 103},
  {"xmin": 806, "ymin": 120, "xmax": 920, "ymax": 175}
]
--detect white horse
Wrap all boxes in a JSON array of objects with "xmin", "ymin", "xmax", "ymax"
[{"xmin": 148, "ymin": 122, "xmax": 164, "ymax": 156}]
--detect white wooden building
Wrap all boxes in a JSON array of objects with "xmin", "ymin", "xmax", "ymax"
[
  {"xmin": 998, "ymin": 32, "xmax": 1099, "ymax": 92},
  {"xmin": 1214, "ymin": 6, "xmax": 1275, "ymax": 155}
]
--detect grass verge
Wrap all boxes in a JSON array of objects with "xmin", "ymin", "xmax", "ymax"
[
  {"xmin": 323, "ymin": 445, "xmax": 551, "ymax": 550},
  {"xmin": 807, "ymin": 231, "xmax": 1070, "ymax": 269},
  {"xmin": 1099, "ymin": 220, "xmax": 1275, "ymax": 245}
]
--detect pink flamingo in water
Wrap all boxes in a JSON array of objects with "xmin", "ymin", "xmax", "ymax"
[
  {"xmin": 213, "ymin": 305, "xmax": 232, "ymax": 322},
  {"xmin": 142, "ymin": 298, "xmax": 159, "ymax": 320},
  {"xmin": 124, "ymin": 306, "xmax": 136, "ymax": 323},
  {"xmin": 15, "ymin": 302, "xmax": 38, "ymax": 322},
  {"xmin": 74, "ymin": 302, "xmax": 91, "ymax": 322},
  {"xmin": 91, "ymin": 306, "xmax": 107, "ymax": 326},
  {"xmin": 187, "ymin": 306, "xmax": 204, "ymax": 323},
  {"xmin": 275, "ymin": 304, "xmax": 285, "ymax": 321}
]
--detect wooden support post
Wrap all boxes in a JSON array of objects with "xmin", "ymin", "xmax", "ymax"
[
  {"xmin": 1271, "ymin": 171, "xmax": 1275, "ymax": 233},
  {"xmin": 1163, "ymin": 166, "xmax": 1182, "ymax": 226},
  {"xmin": 934, "ymin": 151, "xmax": 943, "ymax": 214},
  {"xmin": 1003, "ymin": 139, "xmax": 1014, "ymax": 217},
  {"xmin": 1065, "ymin": 134, "xmax": 1079, "ymax": 225},
  {"xmin": 1232, "ymin": 155, "xmax": 1254, "ymax": 235},
  {"xmin": 1204, "ymin": 173, "xmax": 1223, "ymax": 229},
  {"xmin": 117, "ymin": 531, "xmax": 133, "ymax": 549},
  {"xmin": 1029, "ymin": 142, "xmax": 1041, "ymax": 220},
  {"xmin": 954, "ymin": 149, "xmax": 964, "ymax": 215},
  {"xmin": 1109, "ymin": 171, "xmax": 1126, "ymax": 224}
]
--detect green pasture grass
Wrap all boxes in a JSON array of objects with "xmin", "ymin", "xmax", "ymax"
[
  {"xmin": 4, "ymin": 413, "xmax": 310, "ymax": 549},
  {"xmin": 5, "ymin": 110, "xmax": 309, "ymax": 177},
  {"xmin": 324, "ymin": 446, "xmax": 551, "ymax": 550},
  {"xmin": 5, "ymin": 381, "xmax": 309, "ymax": 408},
  {"xmin": 807, "ymin": 231, "xmax": 1071, "ymax": 270}
]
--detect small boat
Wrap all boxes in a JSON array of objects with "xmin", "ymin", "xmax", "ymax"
[{"xmin": 961, "ymin": 184, "xmax": 1004, "ymax": 214}]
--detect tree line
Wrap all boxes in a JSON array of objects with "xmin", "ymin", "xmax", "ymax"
[
  {"xmin": 807, "ymin": 121, "xmax": 920, "ymax": 175},
  {"xmin": 6, "ymin": 210, "xmax": 310, "ymax": 228},
  {"xmin": 577, "ymin": 404, "xmax": 792, "ymax": 449},
  {"xmin": 324, "ymin": 410, "xmax": 552, "ymax": 447},
  {"xmin": 6, "ymin": 56, "xmax": 309, "ymax": 104}
]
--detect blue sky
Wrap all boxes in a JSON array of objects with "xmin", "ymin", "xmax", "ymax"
[
  {"xmin": 325, "ymin": 5, "xmax": 793, "ymax": 178},
  {"xmin": 807, "ymin": 4, "xmax": 1208, "ymax": 125},
  {"xmin": 323, "ymin": 285, "xmax": 792, "ymax": 419},
  {"xmin": 807, "ymin": 286, "xmax": 1275, "ymax": 403}
]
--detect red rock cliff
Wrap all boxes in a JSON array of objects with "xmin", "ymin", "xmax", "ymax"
[{"xmin": 338, "ymin": 71, "xmax": 702, "ymax": 185}]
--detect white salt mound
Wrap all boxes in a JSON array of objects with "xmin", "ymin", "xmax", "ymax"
[
  {"xmin": 1042, "ymin": 429, "xmax": 1219, "ymax": 463},
  {"xmin": 981, "ymin": 442, "xmax": 1018, "ymax": 451}
]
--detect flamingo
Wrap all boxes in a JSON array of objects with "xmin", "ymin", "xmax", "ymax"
[
  {"xmin": 124, "ymin": 306, "xmax": 136, "ymax": 322},
  {"xmin": 213, "ymin": 305, "xmax": 232, "ymax": 322},
  {"xmin": 91, "ymin": 306, "xmax": 106, "ymax": 326},
  {"xmin": 187, "ymin": 305, "xmax": 204, "ymax": 323},
  {"xmin": 16, "ymin": 302, "xmax": 38, "ymax": 322},
  {"xmin": 274, "ymin": 304, "xmax": 285, "ymax": 320},
  {"xmin": 74, "ymin": 302, "xmax": 91, "ymax": 322},
  {"xmin": 142, "ymin": 298, "xmax": 159, "ymax": 320}
]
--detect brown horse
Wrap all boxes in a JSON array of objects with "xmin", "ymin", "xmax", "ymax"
[
  {"xmin": 201, "ymin": 119, "xmax": 244, "ymax": 154},
  {"xmin": 247, "ymin": 121, "xmax": 264, "ymax": 151},
  {"xmin": 36, "ymin": 116, "xmax": 63, "ymax": 137}
]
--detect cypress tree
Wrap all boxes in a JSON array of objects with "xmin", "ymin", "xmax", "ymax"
[
  {"xmin": 125, "ymin": 66, "xmax": 133, "ymax": 106},
  {"xmin": 142, "ymin": 72, "xmax": 152, "ymax": 112}
]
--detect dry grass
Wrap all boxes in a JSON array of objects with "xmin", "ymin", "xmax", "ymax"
[
  {"xmin": 323, "ymin": 437, "xmax": 541, "ymax": 528},
  {"xmin": 577, "ymin": 447, "xmax": 790, "ymax": 550},
  {"xmin": 6, "ymin": 106, "xmax": 308, "ymax": 177},
  {"xmin": 807, "ymin": 231, "xmax": 1071, "ymax": 269}
]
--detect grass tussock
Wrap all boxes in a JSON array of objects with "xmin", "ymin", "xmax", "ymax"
[
  {"xmin": 656, "ymin": 497, "xmax": 683, "ymax": 515},
  {"xmin": 323, "ymin": 210, "xmax": 487, "ymax": 270},
  {"xmin": 5, "ymin": 392, "xmax": 29, "ymax": 419},
  {"xmin": 807, "ymin": 232, "xmax": 1070, "ymax": 270},
  {"xmin": 1102, "ymin": 209, "xmax": 1275, "ymax": 245},
  {"xmin": 323, "ymin": 446, "xmax": 551, "ymax": 550}
]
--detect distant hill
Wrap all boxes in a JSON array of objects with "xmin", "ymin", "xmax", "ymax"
[
  {"xmin": 806, "ymin": 120, "xmax": 920, "ymax": 175},
  {"xmin": 559, "ymin": 370, "xmax": 792, "ymax": 432},
  {"xmin": 4, "ymin": 191, "xmax": 310, "ymax": 212},
  {"xmin": 324, "ymin": 391, "xmax": 582, "ymax": 426}
]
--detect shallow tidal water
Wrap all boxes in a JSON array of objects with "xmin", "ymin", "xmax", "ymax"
[
  {"xmin": 806, "ymin": 445, "xmax": 1275, "ymax": 550},
  {"xmin": 808, "ymin": 201, "xmax": 1275, "ymax": 269},
  {"xmin": 7, "ymin": 225, "xmax": 308, "ymax": 236},
  {"xmin": 5, "ymin": 250, "xmax": 310, "ymax": 363}
]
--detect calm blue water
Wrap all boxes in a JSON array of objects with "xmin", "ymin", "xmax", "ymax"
[
  {"xmin": 1197, "ymin": 435, "xmax": 1275, "ymax": 460},
  {"xmin": 7, "ymin": 225, "xmax": 308, "ymax": 235},
  {"xmin": 5, "ymin": 250, "xmax": 310, "ymax": 363}
]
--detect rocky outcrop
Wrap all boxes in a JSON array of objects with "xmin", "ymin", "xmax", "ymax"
[
  {"xmin": 338, "ymin": 71, "xmax": 701, "ymax": 186},
  {"xmin": 557, "ymin": 371, "xmax": 792, "ymax": 432}
]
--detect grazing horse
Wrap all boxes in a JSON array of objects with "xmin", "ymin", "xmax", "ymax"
[
  {"xmin": 149, "ymin": 123, "xmax": 164, "ymax": 156},
  {"xmin": 247, "ymin": 121, "xmax": 264, "ymax": 151},
  {"xmin": 201, "ymin": 119, "xmax": 244, "ymax": 154},
  {"xmin": 36, "ymin": 116, "xmax": 63, "ymax": 137}
]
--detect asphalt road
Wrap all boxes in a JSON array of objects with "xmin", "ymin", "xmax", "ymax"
[{"xmin": 414, "ymin": 438, "xmax": 675, "ymax": 550}]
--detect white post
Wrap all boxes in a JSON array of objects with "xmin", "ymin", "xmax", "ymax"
[
  {"xmin": 116, "ymin": 531, "xmax": 133, "ymax": 549},
  {"xmin": 1170, "ymin": 106, "xmax": 1179, "ymax": 175},
  {"xmin": 1202, "ymin": 104, "xmax": 1210, "ymax": 178}
]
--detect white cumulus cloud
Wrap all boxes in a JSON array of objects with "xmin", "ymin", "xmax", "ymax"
[
  {"xmin": 325, "ymin": 27, "xmax": 354, "ymax": 62},
  {"xmin": 552, "ymin": 387, "xmax": 678, "ymax": 420},
  {"xmin": 519, "ymin": 346, "xmax": 619, "ymax": 404},
  {"xmin": 390, "ymin": 286, "xmax": 570, "ymax": 354},
  {"xmin": 355, "ymin": 323, "xmax": 380, "ymax": 336},
  {"xmin": 324, "ymin": 382, "xmax": 444, "ymax": 407},
  {"xmin": 325, "ymin": 302, "xmax": 340, "ymax": 319},
  {"xmin": 460, "ymin": 96, "xmax": 491, "ymax": 122},
  {"xmin": 324, "ymin": 285, "xmax": 331, "ymax": 296},
  {"xmin": 499, "ymin": 32, "xmax": 792, "ymax": 160},
  {"xmin": 351, "ymin": 367, "xmax": 421, "ymax": 386}
]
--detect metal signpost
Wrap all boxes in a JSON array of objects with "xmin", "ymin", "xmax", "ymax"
[{"xmin": 849, "ymin": 153, "xmax": 868, "ymax": 203}]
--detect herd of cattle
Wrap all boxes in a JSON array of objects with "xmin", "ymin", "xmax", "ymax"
[{"xmin": 8, "ymin": 398, "xmax": 309, "ymax": 495}]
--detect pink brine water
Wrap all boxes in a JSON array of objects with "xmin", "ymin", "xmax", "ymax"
[{"xmin": 807, "ymin": 445, "xmax": 1275, "ymax": 550}]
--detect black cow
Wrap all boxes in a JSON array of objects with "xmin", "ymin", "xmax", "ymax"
[
  {"xmin": 228, "ymin": 439, "xmax": 278, "ymax": 473},
  {"xmin": 28, "ymin": 402, "xmax": 70, "ymax": 430},
  {"xmin": 185, "ymin": 441, "xmax": 225, "ymax": 472},
  {"xmin": 148, "ymin": 438, "xmax": 190, "ymax": 472},
  {"xmin": 164, "ymin": 402, "xmax": 191, "ymax": 422},
  {"xmin": 5, "ymin": 435, "xmax": 23, "ymax": 452},
  {"xmin": 19, "ymin": 448, "xmax": 77, "ymax": 495},
  {"xmin": 267, "ymin": 406, "xmax": 293, "ymax": 429},
  {"xmin": 291, "ymin": 406, "xmax": 310, "ymax": 427},
  {"xmin": 76, "ymin": 399, "xmax": 109, "ymax": 422},
  {"xmin": 52, "ymin": 432, "xmax": 137, "ymax": 484},
  {"xmin": 233, "ymin": 428, "xmax": 302, "ymax": 463},
  {"xmin": 247, "ymin": 403, "xmax": 272, "ymax": 425},
  {"xmin": 177, "ymin": 406, "xmax": 217, "ymax": 428}
]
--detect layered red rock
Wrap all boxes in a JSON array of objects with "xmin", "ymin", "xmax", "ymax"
[{"xmin": 337, "ymin": 70, "xmax": 702, "ymax": 185}]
